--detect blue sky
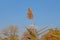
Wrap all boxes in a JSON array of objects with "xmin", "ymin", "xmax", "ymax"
[{"xmin": 0, "ymin": 0, "xmax": 60, "ymax": 35}]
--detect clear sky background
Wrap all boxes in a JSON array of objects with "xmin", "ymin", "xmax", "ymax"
[{"xmin": 0, "ymin": 0, "xmax": 60, "ymax": 35}]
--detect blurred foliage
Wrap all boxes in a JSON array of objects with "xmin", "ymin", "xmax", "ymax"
[
  {"xmin": 26, "ymin": 27, "xmax": 37, "ymax": 40},
  {"xmin": 20, "ymin": 25, "xmax": 48, "ymax": 40},
  {"xmin": 21, "ymin": 25, "xmax": 37, "ymax": 40},
  {"xmin": 40, "ymin": 29, "xmax": 60, "ymax": 40},
  {"xmin": 0, "ymin": 25, "xmax": 60, "ymax": 40},
  {"xmin": 0, "ymin": 25, "xmax": 19, "ymax": 40}
]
